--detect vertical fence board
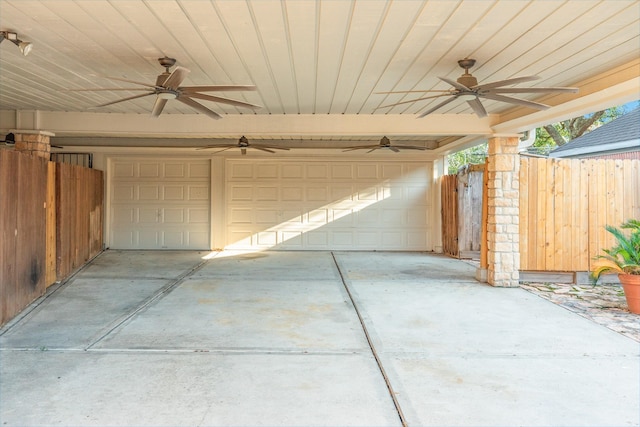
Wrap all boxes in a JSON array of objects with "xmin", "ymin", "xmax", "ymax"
[
  {"xmin": 46, "ymin": 162, "xmax": 57, "ymax": 287},
  {"xmin": 480, "ymin": 161, "xmax": 489, "ymax": 269}
]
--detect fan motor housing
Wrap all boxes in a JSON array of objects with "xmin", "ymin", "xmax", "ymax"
[{"xmin": 457, "ymin": 74, "xmax": 478, "ymax": 88}]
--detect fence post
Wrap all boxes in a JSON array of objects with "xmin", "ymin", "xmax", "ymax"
[{"xmin": 486, "ymin": 135, "xmax": 520, "ymax": 287}]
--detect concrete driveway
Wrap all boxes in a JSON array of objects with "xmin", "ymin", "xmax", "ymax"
[{"xmin": 1, "ymin": 250, "xmax": 638, "ymax": 426}]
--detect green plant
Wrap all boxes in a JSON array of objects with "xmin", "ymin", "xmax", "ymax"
[{"xmin": 591, "ymin": 219, "xmax": 640, "ymax": 282}]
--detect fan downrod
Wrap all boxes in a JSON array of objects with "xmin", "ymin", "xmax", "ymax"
[
  {"xmin": 158, "ymin": 57, "xmax": 177, "ymax": 72},
  {"xmin": 457, "ymin": 58, "xmax": 476, "ymax": 72}
]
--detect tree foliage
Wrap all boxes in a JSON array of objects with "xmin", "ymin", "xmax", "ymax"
[
  {"xmin": 447, "ymin": 102, "xmax": 638, "ymax": 172},
  {"xmin": 447, "ymin": 143, "xmax": 487, "ymax": 174},
  {"xmin": 532, "ymin": 103, "xmax": 636, "ymax": 153}
]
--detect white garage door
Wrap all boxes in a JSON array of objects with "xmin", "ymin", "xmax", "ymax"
[
  {"xmin": 225, "ymin": 159, "xmax": 433, "ymax": 250},
  {"xmin": 109, "ymin": 159, "xmax": 210, "ymax": 249}
]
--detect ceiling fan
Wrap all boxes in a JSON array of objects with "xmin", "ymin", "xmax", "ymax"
[
  {"xmin": 197, "ymin": 136, "xmax": 290, "ymax": 155},
  {"xmin": 343, "ymin": 136, "xmax": 427, "ymax": 153},
  {"xmin": 376, "ymin": 58, "xmax": 578, "ymax": 118},
  {"xmin": 70, "ymin": 57, "xmax": 260, "ymax": 119}
]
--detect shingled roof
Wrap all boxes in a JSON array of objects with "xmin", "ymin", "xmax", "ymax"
[{"xmin": 549, "ymin": 107, "xmax": 640, "ymax": 158}]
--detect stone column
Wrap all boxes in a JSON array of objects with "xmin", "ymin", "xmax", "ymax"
[
  {"xmin": 486, "ymin": 135, "xmax": 520, "ymax": 287},
  {"xmin": 12, "ymin": 130, "xmax": 54, "ymax": 160}
]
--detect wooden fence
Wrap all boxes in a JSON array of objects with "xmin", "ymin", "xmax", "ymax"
[
  {"xmin": 441, "ymin": 165, "xmax": 484, "ymax": 259},
  {"xmin": 0, "ymin": 150, "xmax": 48, "ymax": 326},
  {"xmin": 441, "ymin": 174, "xmax": 458, "ymax": 257},
  {"xmin": 0, "ymin": 151, "xmax": 103, "ymax": 326},
  {"xmin": 56, "ymin": 163, "xmax": 104, "ymax": 281},
  {"xmin": 520, "ymin": 157, "xmax": 640, "ymax": 272}
]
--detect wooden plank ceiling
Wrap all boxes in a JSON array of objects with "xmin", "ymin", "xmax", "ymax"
[{"xmin": 0, "ymin": 0, "xmax": 639, "ymax": 148}]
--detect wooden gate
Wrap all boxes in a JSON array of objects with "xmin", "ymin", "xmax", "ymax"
[
  {"xmin": 441, "ymin": 164, "xmax": 485, "ymax": 259},
  {"xmin": 441, "ymin": 174, "xmax": 458, "ymax": 257}
]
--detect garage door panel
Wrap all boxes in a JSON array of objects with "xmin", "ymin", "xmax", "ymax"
[
  {"xmin": 188, "ymin": 232, "xmax": 210, "ymax": 249},
  {"xmin": 280, "ymin": 231, "xmax": 303, "ymax": 248},
  {"xmin": 163, "ymin": 231, "xmax": 184, "ymax": 247},
  {"xmin": 257, "ymin": 164, "xmax": 279, "ymax": 178},
  {"xmin": 225, "ymin": 160, "xmax": 432, "ymax": 251},
  {"xmin": 308, "ymin": 209, "xmax": 328, "ymax": 225},
  {"xmin": 230, "ymin": 186, "xmax": 253, "ymax": 201},
  {"xmin": 230, "ymin": 163, "xmax": 253, "ymax": 179},
  {"xmin": 139, "ymin": 230, "xmax": 159, "ymax": 247},
  {"xmin": 256, "ymin": 187, "xmax": 278, "ymax": 201},
  {"xmin": 113, "ymin": 184, "xmax": 135, "ymax": 202},
  {"xmin": 331, "ymin": 186, "xmax": 354, "ymax": 201},
  {"xmin": 139, "ymin": 163, "xmax": 161, "ymax": 178},
  {"xmin": 112, "ymin": 207, "xmax": 135, "ymax": 225},
  {"xmin": 188, "ymin": 208, "xmax": 209, "ymax": 224},
  {"xmin": 307, "ymin": 186, "xmax": 328, "ymax": 201},
  {"xmin": 113, "ymin": 163, "xmax": 135, "ymax": 178},
  {"xmin": 189, "ymin": 163, "xmax": 210, "ymax": 178},
  {"xmin": 331, "ymin": 164, "xmax": 353, "ymax": 179},
  {"xmin": 110, "ymin": 159, "xmax": 210, "ymax": 250},
  {"xmin": 164, "ymin": 163, "xmax": 185, "ymax": 178},
  {"xmin": 164, "ymin": 186, "xmax": 185, "ymax": 200},
  {"xmin": 282, "ymin": 164, "xmax": 303, "ymax": 179},
  {"xmin": 113, "ymin": 230, "xmax": 136, "ymax": 247},
  {"xmin": 331, "ymin": 231, "xmax": 354, "ymax": 246},
  {"xmin": 356, "ymin": 163, "xmax": 378, "ymax": 178},
  {"xmin": 139, "ymin": 185, "xmax": 160, "ymax": 201},
  {"xmin": 282, "ymin": 187, "xmax": 303, "ymax": 201},
  {"xmin": 382, "ymin": 231, "xmax": 403, "ymax": 246},
  {"xmin": 163, "ymin": 209, "xmax": 184, "ymax": 223},
  {"xmin": 139, "ymin": 208, "xmax": 161, "ymax": 223}
]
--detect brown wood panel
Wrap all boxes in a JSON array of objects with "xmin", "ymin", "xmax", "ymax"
[
  {"xmin": 1, "ymin": 151, "xmax": 19, "ymax": 325},
  {"xmin": 45, "ymin": 162, "xmax": 56, "ymax": 287},
  {"xmin": 0, "ymin": 151, "xmax": 48, "ymax": 326},
  {"xmin": 55, "ymin": 163, "xmax": 103, "ymax": 282},
  {"xmin": 456, "ymin": 166, "xmax": 484, "ymax": 256},
  {"xmin": 441, "ymin": 174, "xmax": 458, "ymax": 258},
  {"xmin": 480, "ymin": 161, "xmax": 489, "ymax": 269},
  {"xmin": 520, "ymin": 157, "xmax": 640, "ymax": 274}
]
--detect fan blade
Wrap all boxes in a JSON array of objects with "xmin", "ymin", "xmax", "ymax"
[
  {"xmin": 342, "ymin": 145, "xmax": 379, "ymax": 151},
  {"xmin": 473, "ymin": 75, "xmax": 540, "ymax": 90},
  {"xmin": 105, "ymin": 76, "xmax": 158, "ymax": 89},
  {"xmin": 467, "ymin": 98, "xmax": 488, "ymax": 118},
  {"xmin": 183, "ymin": 92, "xmax": 261, "ymax": 109},
  {"xmin": 395, "ymin": 145, "xmax": 427, "ymax": 150},
  {"xmin": 162, "ymin": 66, "xmax": 190, "ymax": 90},
  {"xmin": 417, "ymin": 96, "xmax": 458, "ymax": 118},
  {"xmin": 92, "ymin": 92, "xmax": 156, "ymax": 108},
  {"xmin": 481, "ymin": 93, "xmax": 550, "ymax": 110},
  {"xmin": 251, "ymin": 145, "xmax": 290, "ymax": 151},
  {"xmin": 486, "ymin": 87, "xmax": 579, "ymax": 94},
  {"xmin": 195, "ymin": 144, "xmax": 237, "ymax": 151},
  {"xmin": 388, "ymin": 146, "xmax": 400, "ymax": 153},
  {"xmin": 209, "ymin": 147, "xmax": 236, "ymax": 154},
  {"xmin": 181, "ymin": 85, "xmax": 256, "ymax": 92},
  {"xmin": 253, "ymin": 146, "xmax": 276, "ymax": 153},
  {"xmin": 68, "ymin": 88, "xmax": 153, "ymax": 92},
  {"xmin": 176, "ymin": 96, "xmax": 223, "ymax": 119},
  {"xmin": 375, "ymin": 93, "xmax": 450, "ymax": 109},
  {"xmin": 374, "ymin": 90, "xmax": 451, "ymax": 94},
  {"xmin": 151, "ymin": 97, "xmax": 168, "ymax": 117},
  {"xmin": 439, "ymin": 77, "xmax": 470, "ymax": 91}
]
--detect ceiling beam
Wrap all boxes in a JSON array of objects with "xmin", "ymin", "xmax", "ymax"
[{"xmin": 1, "ymin": 110, "xmax": 491, "ymax": 139}]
